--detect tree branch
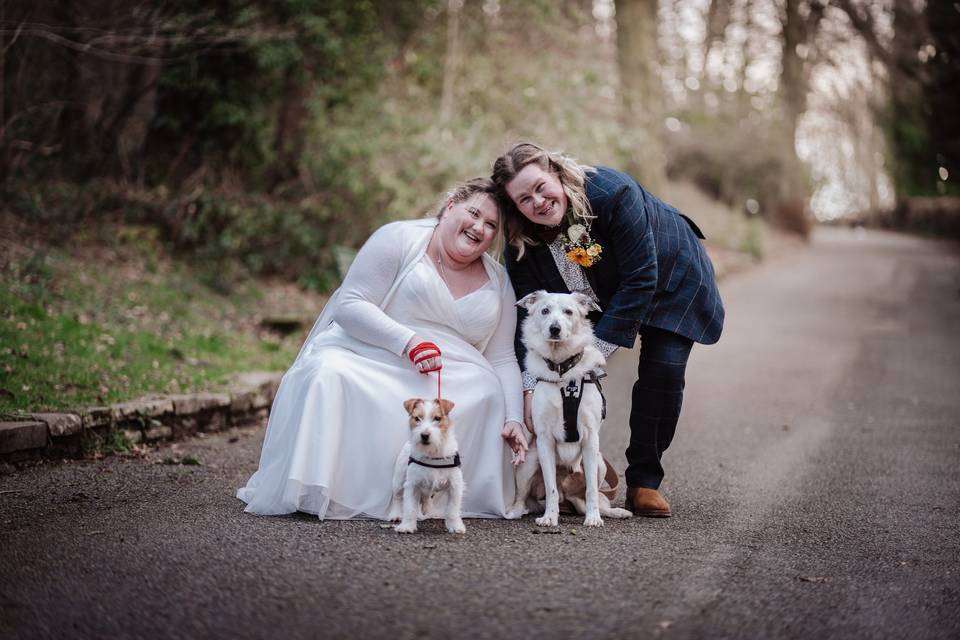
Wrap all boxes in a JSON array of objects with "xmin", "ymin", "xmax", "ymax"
[
  {"xmin": 830, "ymin": 0, "xmax": 894, "ymax": 68},
  {"xmin": 0, "ymin": 23, "xmax": 298, "ymax": 64}
]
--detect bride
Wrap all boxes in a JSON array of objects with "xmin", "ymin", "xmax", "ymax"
[{"xmin": 237, "ymin": 178, "xmax": 528, "ymax": 519}]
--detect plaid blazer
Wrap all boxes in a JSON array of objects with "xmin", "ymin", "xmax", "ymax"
[{"xmin": 505, "ymin": 166, "xmax": 724, "ymax": 363}]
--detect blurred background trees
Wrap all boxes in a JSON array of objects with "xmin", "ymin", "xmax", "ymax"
[{"xmin": 2, "ymin": 0, "xmax": 957, "ymax": 290}]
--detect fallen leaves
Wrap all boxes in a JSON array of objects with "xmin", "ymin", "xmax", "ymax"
[{"xmin": 159, "ymin": 455, "xmax": 201, "ymax": 466}]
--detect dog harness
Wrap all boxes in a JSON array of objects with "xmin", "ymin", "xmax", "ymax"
[
  {"xmin": 539, "ymin": 352, "xmax": 607, "ymax": 443},
  {"xmin": 408, "ymin": 452, "xmax": 461, "ymax": 468}
]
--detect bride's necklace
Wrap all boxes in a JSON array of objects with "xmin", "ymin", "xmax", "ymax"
[
  {"xmin": 435, "ymin": 244, "xmax": 449, "ymax": 283},
  {"xmin": 432, "ymin": 227, "xmax": 454, "ymax": 285}
]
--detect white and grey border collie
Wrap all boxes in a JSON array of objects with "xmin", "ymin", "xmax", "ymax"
[{"xmin": 508, "ymin": 291, "xmax": 632, "ymax": 527}]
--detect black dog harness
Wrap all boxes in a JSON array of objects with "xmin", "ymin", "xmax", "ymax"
[
  {"xmin": 408, "ymin": 452, "xmax": 461, "ymax": 468},
  {"xmin": 541, "ymin": 352, "xmax": 607, "ymax": 443}
]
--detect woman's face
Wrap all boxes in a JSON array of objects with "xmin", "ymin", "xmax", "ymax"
[
  {"xmin": 438, "ymin": 193, "xmax": 500, "ymax": 263},
  {"xmin": 504, "ymin": 163, "xmax": 567, "ymax": 227}
]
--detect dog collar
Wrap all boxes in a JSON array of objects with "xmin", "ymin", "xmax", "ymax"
[
  {"xmin": 545, "ymin": 351, "xmax": 584, "ymax": 377},
  {"xmin": 408, "ymin": 452, "xmax": 461, "ymax": 468}
]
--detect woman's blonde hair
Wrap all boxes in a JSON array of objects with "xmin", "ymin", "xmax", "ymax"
[
  {"xmin": 426, "ymin": 176, "xmax": 506, "ymax": 259},
  {"xmin": 490, "ymin": 141, "xmax": 594, "ymax": 258}
]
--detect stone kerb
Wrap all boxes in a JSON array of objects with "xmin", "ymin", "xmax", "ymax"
[
  {"xmin": 0, "ymin": 372, "xmax": 282, "ymax": 465},
  {"xmin": 0, "ymin": 421, "xmax": 47, "ymax": 461}
]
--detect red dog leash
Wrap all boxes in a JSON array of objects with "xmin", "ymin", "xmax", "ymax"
[{"xmin": 408, "ymin": 341, "xmax": 442, "ymax": 399}]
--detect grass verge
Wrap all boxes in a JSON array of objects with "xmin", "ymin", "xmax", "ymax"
[{"xmin": 0, "ymin": 216, "xmax": 322, "ymax": 413}]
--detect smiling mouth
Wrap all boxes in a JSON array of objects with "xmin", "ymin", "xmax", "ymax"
[
  {"xmin": 537, "ymin": 202, "xmax": 555, "ymax": 217},
  {"xmin": 463, "ymin": 231, "xmax": 481, "ymax": 243}
]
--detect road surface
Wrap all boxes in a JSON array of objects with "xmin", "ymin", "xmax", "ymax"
[{"xmin": 2, "ymin": 227, "xmax": 958, "ymax": 639}]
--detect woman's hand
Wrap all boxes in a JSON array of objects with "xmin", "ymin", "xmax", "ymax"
[
  {"xmin": 523, "ymin": 391, "xmax": 535, "ymax": 434},
  {"xmin": 405, "ymin": 335, "xmax": 443, "ymax": 373},
  {"xmin": 501, "ymin": 421, "xmax": 529, "ymax": 466}
]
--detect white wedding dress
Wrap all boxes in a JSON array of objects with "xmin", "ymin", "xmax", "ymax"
[{"xmin": 237, "ymin": 218, "xmax": 524, "ymax": 519}]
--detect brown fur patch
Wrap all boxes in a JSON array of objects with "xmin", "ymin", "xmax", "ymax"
[
  {"xmin": 403, "ymin": 398, "xmax": 424, "ymax": 429},
  {"xmin": 438, "ymin": 398, "xmax": 455, "ymax": 416},
  {"xmin": 436, "ymin": 398, "xmax": 455, "ymax": 430},
  {"xmin": 404, "ymin": 398, "xmax": 456, "ymax": 430}
]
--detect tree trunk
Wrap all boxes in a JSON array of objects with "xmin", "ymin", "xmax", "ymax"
[
  {"xmin": 439, "ymin": 0, "xmax": 462, "ymax": 125},
  {"xmin": 0, "ymin": 0, "xmax": 5, "ymax": 147},
  {"xmin": 268, "ymin": 63, "xmax": 312, "ymax": 191},
  {"xmin": 774, "ymin": 0, "xmax": 810, "ymax": 235},
  {"xmin": 615, "ymin": 0, "xmax": 666, "ymax": 193},
  {"xmin": 114, "ymin": 61, "xmax": 161, "ymax": 184},
  {"xmin": 701, "ymin": 0, "xmax": 730, "ymax": 80}
]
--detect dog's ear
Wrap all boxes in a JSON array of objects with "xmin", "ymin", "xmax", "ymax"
[
  {"xmin": 438, "ymin": 398, "xmax": 455, "ymax": 416},
  {"xmin": 516, "ymin": 290, "xmax": 546, "ymax": 310},
  {"xmin": 403, "ymin": 398, "xmax": 423, "ymax": 415},
  {"xmin": 571, "ymin": 292, "xmax": 601, "ymax": 315}
]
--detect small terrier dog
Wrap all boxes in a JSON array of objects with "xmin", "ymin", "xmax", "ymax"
[
  {"xmin": 388, "ymin": 398, "xmax": 466, "ymax": 534},
  {"xmin": 509, "ymin": 290, "xmax": 632, "ymax": 527}
]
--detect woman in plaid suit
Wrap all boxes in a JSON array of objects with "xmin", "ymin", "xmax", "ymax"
[{"xmin": 492, "ymin": 142, "xmax": 724, "ymax": 517}]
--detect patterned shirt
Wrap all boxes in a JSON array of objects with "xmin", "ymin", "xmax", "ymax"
[{"xmin": 521, "ymin": 236, "xmax": 619, "ymax": 390}]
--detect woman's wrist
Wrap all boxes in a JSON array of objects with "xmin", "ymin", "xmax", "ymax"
[{"xmin": 403, "ymin": 334, "xmax": 420, "ymax": 357}]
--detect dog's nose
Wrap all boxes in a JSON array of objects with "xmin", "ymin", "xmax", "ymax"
[
  {"xmin": 420, "ymin": 433, "xmax": 431, "ymax": 444},
  {"xmin": 549, "ymin": 324, "xmax": 561, "ymax": 337}
]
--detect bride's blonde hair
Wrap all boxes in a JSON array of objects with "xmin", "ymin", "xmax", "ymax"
[{"xmin": 490, "ymin": 141, "xmax": 595, "ymax": 259}]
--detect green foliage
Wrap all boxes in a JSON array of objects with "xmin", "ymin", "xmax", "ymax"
[
  {"xmin": 740, "ymin": 218, "xmax": 765, "ymax": 260},
  {"xmin": 666, "ymin": 111, "xmax": 786, "ymax": 219},
  {"xmin": 148, "ymin": 0, "xmax": 386, "ymax": 182},
  {"xmin": 875, "ymin": 0, "xmax": 959, "ymax": 200},
  {"xmin": 105, "ymin": 430, "xmax": 132, "ymax": 454},
  {"xmin": 0, "ymin": 237, "xmax": 303, "ymax": 413},
  {"xmin": 3, "ymin": 0, "xmax": 778, "ymax": 298},
  {"xmin": 171, "ymin": 189, "xmax": 353, "ymax": 290}
]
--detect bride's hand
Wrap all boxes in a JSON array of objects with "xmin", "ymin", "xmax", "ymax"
[
  {"xmin": 415, "ymin": 355, "xmax": 442, "ymax": 373},
  {"xmin": 501, "ymin": 421, "xmax": 528, "ymax": 466},
  {"xmin": 405, "ymin": 335, "xmax": 443, "ymax": 373}
]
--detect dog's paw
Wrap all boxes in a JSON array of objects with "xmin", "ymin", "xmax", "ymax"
[
  {"xmin": 504, "ymin": 505, "xmax": 528, "ymax": 520},
  {"xmin": 604, "ymin": 507, "xmax": 633, "ymax": 519},
  {"xmin": 446, "ymin": 519, "xmax": 466, "ymax": 534},
  {"xmin": 386, "ymin": 505, "xmax": 402, "ymax": 522},
  {"xmin": 583, "ymin": 513, "xmax": 603, "ymax": 527},
  {"xmin": 394, "ymin": 522, "xmax": 417, "ymax": 534},
  {"xmin": 535, "ymin": 513, "xmax": 559, "ymax": 527}
]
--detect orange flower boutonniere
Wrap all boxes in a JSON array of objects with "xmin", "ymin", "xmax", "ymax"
[{"xmin": 561, "ymin": 223, "xmax": 603, "ymax": 268}]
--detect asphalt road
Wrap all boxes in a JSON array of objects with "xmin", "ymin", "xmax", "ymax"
[{"xmin": 2, "ymin": 227, "xmax": 958, "ymax": 639}]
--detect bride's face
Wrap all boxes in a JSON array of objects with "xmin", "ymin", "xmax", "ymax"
[{"xmin": 438, "ymin": 194, "xmax": 500, "ymax": 262}]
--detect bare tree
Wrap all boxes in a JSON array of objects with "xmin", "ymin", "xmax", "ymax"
[
  {"xmin": 774, "ymin": 0, "xmax": 826, "ymax": 234},
  {"xmin": 615, "ymin": 0, "xmax": 666, "ymax": 192},
  {"xmin": 702, "ymin": 0, "xmax": 732, "ymax": 78},
  {"xmin": 439, "ymin": 0, "xmax": 463, "ymax": 125},
  {"xmin": 833, "ymin": 0, "xmax": 932, "ymax": 203}
]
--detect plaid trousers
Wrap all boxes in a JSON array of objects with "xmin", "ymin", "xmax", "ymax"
[{"xmin": 625, "ymin": 326, "xmax": 694, "ymax": 489}]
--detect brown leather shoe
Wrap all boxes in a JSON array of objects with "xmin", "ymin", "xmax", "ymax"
[{"xmin": 625, "ymin": 487, "xmax": 672, "ymax": 517}]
